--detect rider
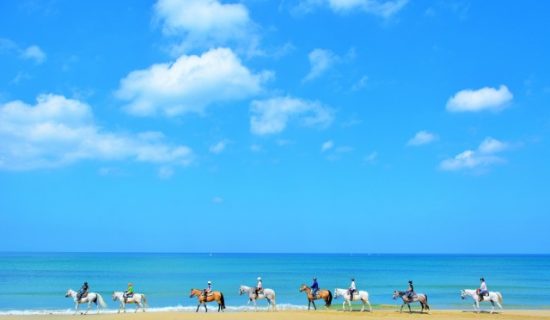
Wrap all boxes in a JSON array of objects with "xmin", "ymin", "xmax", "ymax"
[
  {"xmin": 311, "ymin": 277, "xmax": 319, "ymax": 297},
  {"xmin": 348, "ymin": 278, "xmax": 356, "ymax": 301},
  {"xmin": 255, "ymin": 277, "xmax": 263, "ymax": 299},
  {"xmin": 478, "ymin": 277, "xmax": 488, "ymax": 301},
  {"xmin": 123, "ymin": 282, "xmax": 134, "ymax": 303},
  {"xmin": 406, "ymin": 280, "xmax": 415, "ymax": 301},
  {"xmin": 77, "ymin": 281, "xmax": 89, "ymax": 302},
  {"xmin": 203, "ymin": 280, "xmax": 213, "ymax": 298}
]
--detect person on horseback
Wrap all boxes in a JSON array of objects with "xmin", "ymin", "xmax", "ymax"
[
  {"xmin": 77, "ymin": 281, "xmax": 89, "ymax": 302},
  {"xmin": 203, "ymin": 281, "xmax": 212, "ymax": 298},
  {"xmin": 255, "ymin": 277, "xmax": 263, "ymax": 299},
  {"xmin": 311, "ymin": 277, "xmax": 319, "ymax": 297},
  {"xmin": 348, "ymin": 278, "xmax": 356, "ymax": 301},
  {"xmin": 478, "ymin": 277, "xmax": 488, "ymax": 301},
  {"xmin": 123, "ymin": 282, "xmax": 134, "ymax": 303},
  {"xmin": 406, "ymin": 280, "xmax": 415, "ymax": 301}
]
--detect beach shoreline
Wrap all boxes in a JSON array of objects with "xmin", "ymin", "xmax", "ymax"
[{"xmin": 1, "ymin": 310, "xmax": 550, "ymax": 320}]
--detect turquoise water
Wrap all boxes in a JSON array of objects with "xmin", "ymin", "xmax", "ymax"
[{"xmin": 0, "ymin": 253, "xmax": 549, "ymax": 314}]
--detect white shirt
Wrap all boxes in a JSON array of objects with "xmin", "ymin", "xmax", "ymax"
[
  {"xmin": 480, "ymin": 282, "xmax": 487, "ymax": 291},
  {"xmin": 257, "ymin": 281, "xmax": 262, "ymax": 289},
  {"xmin": 350, "ymin": 281, "xmax": 356, "ymax": 290}
]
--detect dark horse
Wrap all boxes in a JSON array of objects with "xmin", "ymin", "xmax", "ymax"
[
  {"xmin": 299, "ymin": 284, "xmax": 333, "ymax": 310},
  {"xmin": 189, "ymin": 289, "xmax": 226, "ymax": 312},
  {"xmin": 393, "ymin": 290, "xmax": 430, "ymax": 313}
]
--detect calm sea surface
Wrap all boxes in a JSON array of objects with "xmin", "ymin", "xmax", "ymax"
[{"xmin": 0, "ymin": 253, "xmax": 549, "ymax": 314}]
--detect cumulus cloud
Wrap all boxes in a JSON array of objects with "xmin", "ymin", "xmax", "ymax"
[
  {"xmin": 440, "ymin": 137, "xmax": 508, "ymax": 171},
  {"xmin": 0, "ymin": 94, "xmax": 193, "ymax": 171},
  {"xmin": 304, "ymin": 49, "xmax": 337, "ymax": 82},
  {"xmin": 250, "ymin": 96, "xmax": 333, "ymax": 135},
  {"xmin": 0, "ymin": 38, "xmax": 46, "ymax": 64},
  {"xmin": 407, "ymin": 130, "xmax": 438, "ymax": 146},
  {"xmin": 116, "ymin": 48, "xmax": 270, "ymax": 117},
  {"xmin": 294, "ymin": 0, "xmax": 409, "ymax": 18},
  {"xmin": 209, "ymin": 140, "xmax": 228, "ymax": 154},
  {"xmin": 21, "ymin": 45, "xmax": 46, "ymax": 64},
  {"xmin": 446, "ymin": 85, "xmax": 513, "ymax": 112},
  {"xmin": 321, "ymin": 140, "xmax": 334, "ymax": 152},
  {"xmin": 154, "ymin": 0, "xmax": 258, "ymax": 53}
]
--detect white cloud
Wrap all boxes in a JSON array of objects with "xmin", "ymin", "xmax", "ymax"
[
  {"xmin": 446, "ymin": 85, "xmax": 513, "ymax": 112},
  {"xmin": 440, "ymin": 137, "xmax": 508, "ymax": 171},
  {"xmin": 407, "ymin": 130, "xmax": 438, "ymax": 146},
  {"xmin": 158, "ymin": 166, "xmax": 174, "ymax": 179},
  {"xmin": 321, "ymin": 140, "xmax": 334, "ymax": 152},
  {"xmin": 0, "ymin": 94, "xmax": 193, "ymax": 171},
  {"xmin": 209, "ymin": 140, "xmax": 228, "ymax": 154},
  {"xmin": 0, "ymin": 39, "xmax": 46, "ymax": 64},
  {"xmin": 250, "ymin": 144, "xmax": 262, "ymax": 152},
  {"xmin": 116, "ymin": 48, "xmax": 270, "ymax": 117},
  {"xmin": 304, "ymin": 49, "xmax": 337, "ymax": 82},
  {"xmin": 154, "ymin": 0, "xmax": 257, "ymax": 53},
  {"xmin": 21, "ymin": 45, "xmax": 46, "ymax": 64},
  {"xmin": 294, "ymin": 0, "xmax": 409, "ymax": 18},
  {"xmin": 364, "ymin": 151, "xmax": 378, "ymax": 163},
  {"xmin": 250, "ymin": 96, "xmax": 333, "ymax": 135}
]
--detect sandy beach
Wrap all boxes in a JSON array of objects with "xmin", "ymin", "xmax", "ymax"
[{"xmin": 2, "ymin": 310, "xmax": 550, "ymax": 320}]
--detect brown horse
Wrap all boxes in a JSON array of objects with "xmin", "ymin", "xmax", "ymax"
[
  {"xmin": 189, "ymin": 289, "xmax": 226, "ymax": 312},
  {"xmin": 299, "ymin": 284, "xmax": 332, "ymax": 310}
]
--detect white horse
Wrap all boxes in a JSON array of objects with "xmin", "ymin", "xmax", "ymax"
[
  {"xmin": 65, "ymin": 289, "xmax": 107, "ymax": 314},
  {"xmin": 239, "ymin": 285, "xmax": 277, "ymax": 311},
  {"xmin": 112, "ymin": 291, "xmax": 148, "ymax": 313},
  {"xmin": 334, "ymin": 288, "xmax": 372, "ymax": 312},
  {"xmin": 461, "ymin": 289, "xmax": 503, "ymax": 313}
]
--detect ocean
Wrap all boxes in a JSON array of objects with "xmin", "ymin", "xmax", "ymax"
[{"xmin": 0, "ymin": 253, "xmax": 549, "ymax": 314}]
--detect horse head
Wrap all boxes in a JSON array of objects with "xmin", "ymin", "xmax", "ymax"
[
  {"xmin": 460, "ymin": 289, "xmax": 466, "ymax": 300},
  {"xmin": 299, "ymin": 284, "xmax": 308, "ymax": 292},
  {"xmin": 189, "ymin": 288, "xmax": 198, "ymax": 298},
  {"xmin": 65, "ymin": 289, "xmax": 74, "ymax": 298},
  {"xmin": 392, "ymin": 290, "xmax": 401, "ymax": 299}
]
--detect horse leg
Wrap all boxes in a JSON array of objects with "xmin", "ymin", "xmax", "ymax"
[
  {"xmin": 85, "ymin": 301, "xmax": 91, "ymax": 315},
  {"xmin": 490, "ymin": 301, "xmax": 495, "ymax": 314},
  {"xmin": 204, "ymin": 302, "xmax": 208, "ymax": 313},
  {"xmin": 400, "ymin": 303, "xmax": 404, "ymax": 313},
  {"xmin": 367, "ymin": 300, "xmax": 372, "ymax": 312},
  {"xmin": 342, "ymin": 299, "xmax": 346, "ymax": 311},
  {"xmin": 407, "ymin": 303, "xmax": 412, "ymax": 314},
  {"xmin": 496, "ymin": 301, "xmax": 503, "ymax": 309},
  {"xmin": 360, "ymin": 299, "xmax": 365, "ymax": 312},
  {"xmin": 74, "ymin": 302, "xmax": 79, "ymax": 315},
  {"xmin": 312, "ymin": 300, "xmax": 316, "ymax": 310}
]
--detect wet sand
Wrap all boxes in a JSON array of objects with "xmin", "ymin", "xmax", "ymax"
[{"xmin": 2, "ymin": 310, "xmax": 550, "ymax": 320}]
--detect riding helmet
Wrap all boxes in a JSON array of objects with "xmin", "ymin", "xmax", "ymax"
[
  {"xmin": 257, "ymin": 277, "xmax": 262, "ymax": 281},
  {"xmin": 408, "ymin": 280, "xmax": 413, "ymax": 284},
  {"xmin": 208, "ymin": 281, "xmax": 212, "ymax": 284},
  {"xmin": 480, "ymin": 277, "xmax": 485, "ymax": 281}
]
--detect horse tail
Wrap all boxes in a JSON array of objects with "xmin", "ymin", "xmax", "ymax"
[
  {"xmin": 326, "ymin": 290, "xmax": 333, "ymax": 307},
  {"xmin": 497, "ymin": 292, "xmax": 503, "ymax": 304},
  {"xmin": 220, "ymin": 293, "xmax": 226, "ymax": 310},
  {"xmin": 143, "ymin": 294, "xmax": 148, "ymax": 308},
  {"xmin": 96, "ymin": 294, "xmax": 107, "ymax": 308},
  {"xmin": 424, "ymin": 294, "xmax": 430, "ymax": 310}
]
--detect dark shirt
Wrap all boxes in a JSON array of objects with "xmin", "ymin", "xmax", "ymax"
[{"xmin": 311, "ymin": 281, "xmax": 319, "ymax": 290}]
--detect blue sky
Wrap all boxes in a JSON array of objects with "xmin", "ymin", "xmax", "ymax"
[{"xmin": 1, "ymin": 0, "xmax": 549, "ymax": 253}]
